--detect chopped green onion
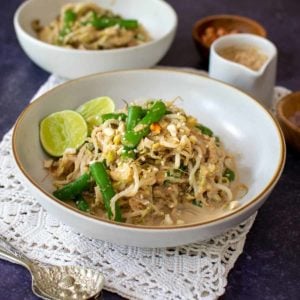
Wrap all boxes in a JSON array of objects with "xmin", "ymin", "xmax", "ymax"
[
  {"xmin": 223, "ymin": 168, "xmax": 235, "ymax": 182},
  {"xmin": 196, "ymin": 124, "xmax": 214, "ymax": 137},
  {"xmin": 59, "ymin": 9, "xmax": 77, "ymax": 39},
  {"xmin": 215, "ymin": 136, "xmax": 220, "ymax": 144},
  {"xmin": 166, "ymin": 169, "xmax": 183, "ymax": 178},
  {"xmin": 121, "ymin": 147, "xmax": 136, "ymax": 160},
  {"xmin": 179, "ymin": 164, "xmax": 188, "ymax": 172},
  {"xmin": 192, "ymin": 200, "xmax": 202, "ymax": 207},
  {"xmin": 64, "ymin": 9, "xmax": 77, "ymax": 24},
  {"xmin": 75, "ymin": 195, "xmax": 90, "ymax": 212}
]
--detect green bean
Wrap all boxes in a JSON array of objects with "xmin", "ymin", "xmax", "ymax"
[
  {"xmin": 90, "ymin": 17, "xmax": 138, "ymax": 29},
  {"xmin": 118, "ymin": 19, "xmax": 139, "ymax": 29},
  {"xmin": 126, "ymin": 106, "xmax": 143, "ymax": 131},
  {"xmin": 101, "ymin": 113, "xmax": 127, "ymax": 123},
  {"xmin": 223, "ymin": 168, "xmax": 235, "ymax": 182},
  {"xmin": 75, "ymin": 194, "xmax": 90, "ymax": 212},
  {"xmin": 122, "ymin": 101, "xmax": 166, "ymax": 148},
  {"xmin": 53, "ymin": 173, "xmax": 90, "ymax": 201},
  {"xmin": 83, "ymin": 11, "xmax": 138, "ymax": 29},
  {"xmin": 136, "ymin": 101, "xmax": 166, "ymax": 126},
  {"xmin": 90, "ymin": 162, "xmax": 122, "ymax": 222},
  {"xmin": 196, "ymin": 124, "xmax": 214, "ymax": 137},
  {"xmin": 121, "ymin": 106, "xmax": 144, "ymax": 160},
  {"xmin": 141, "ymin": 108, "xmax": 148, "ymax": 116}
]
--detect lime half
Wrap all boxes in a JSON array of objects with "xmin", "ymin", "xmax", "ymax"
[
  {"xmin": 76, "ymin": 96, "xmax": 115, "ymax": 132},
  {"xmin": 40, "ymin": 110, "xmax": 88, "ymax": 157}
]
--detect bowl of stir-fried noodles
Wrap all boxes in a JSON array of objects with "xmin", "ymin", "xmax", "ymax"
[
  {"xmin": 12, "ymin": 69, "xmax": 285, "ymax": 247},
  {"xmin": 14, "ymin": 0, "xmax": 177, "ymax": 78}
]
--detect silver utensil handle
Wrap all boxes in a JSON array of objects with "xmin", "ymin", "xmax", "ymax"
[{"xmin": 0, "ymin": 237, "xmax": 31, "ymax": 268}]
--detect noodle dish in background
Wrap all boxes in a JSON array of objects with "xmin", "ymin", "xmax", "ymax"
[{"xmin": 14, "ymin": 0, "xmax": 177, "ymax": 78}]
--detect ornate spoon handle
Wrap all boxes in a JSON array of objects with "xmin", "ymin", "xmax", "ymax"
[{"xmin": 0, "ymin": 236, "xmax": 31, "ymax": 268}]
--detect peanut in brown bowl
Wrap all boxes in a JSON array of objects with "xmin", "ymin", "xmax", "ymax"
[{"xmin": 192, "ymin": 14, "xmax": 267, "ymax": 59}]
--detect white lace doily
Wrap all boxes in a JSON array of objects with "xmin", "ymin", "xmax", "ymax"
[{"xmin": 0, "ymin": 70, "xmax": 291, "ymax": 300}]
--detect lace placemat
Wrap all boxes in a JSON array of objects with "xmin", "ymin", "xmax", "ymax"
[{"xmin": 0, "ymin": 69, "xmax": 291, "ymax": 300}]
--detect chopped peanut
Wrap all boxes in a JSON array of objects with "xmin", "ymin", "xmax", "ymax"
[
  {"xmin": 113, "ymin": 135, "xmax": 121, "ymax": 145},
  {"xmin": 201, "ymin": 26, "xmax": 241, "ymax": 47},
  {"xmin": 152, "ymin": 142, "xmax": 160, "ymax": 150},
  {"xmin": 186, "ymin": 116, "xmax": 197, "ymax": 127}
]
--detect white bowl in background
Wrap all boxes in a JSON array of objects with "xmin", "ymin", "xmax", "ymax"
[
  {"xmin": 14, "ymin": 0, "xmax": 177, "ymax": 79},
  {"xmin": 12, "ymin": 69, "xmax": 285, "ymax": 247}
]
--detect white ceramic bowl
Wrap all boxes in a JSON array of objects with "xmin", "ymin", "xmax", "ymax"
[
  {"xmin": 14, "ymin": 0, "xmax": 177, "ymax": 79},
  {"xmin": 12, "ymin": 69, "xmax": 285, "ymax": 247}
]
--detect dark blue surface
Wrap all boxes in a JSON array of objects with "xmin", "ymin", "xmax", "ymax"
[{"xmin": 0, "ymin": 0, "xmax": 299, "ymax": 299}]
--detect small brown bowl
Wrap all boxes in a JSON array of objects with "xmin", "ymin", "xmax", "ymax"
[
  {"xmin": 192, "ymin": 14, "xmax": 267, "ymax": 59},
  {"xmin": 276, "ymin": 92, "xmax": 300, "ymax": 151}
]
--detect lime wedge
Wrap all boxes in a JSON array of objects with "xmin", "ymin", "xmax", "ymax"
[
  {"xmin": 76, "ymin": 96, "xmax": 115, "ymax": 132},
  {"xmin": 40, "ymin": 110, "xmax": 88, "ymax": 157}
]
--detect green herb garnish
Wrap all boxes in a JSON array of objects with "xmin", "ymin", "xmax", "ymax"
[
  {"xmin": 196, "ymin": 124, "xmax": 214, "ymax": 137},
  {"xmin": 223, "ymin": 168, "xmax": 235, "ymax": 182}
]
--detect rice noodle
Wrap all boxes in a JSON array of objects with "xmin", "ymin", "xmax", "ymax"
[
  {"xmin": 47, "ymin": 100, "xmax": 247, "ymax": 225},
  {"xmin": 110, "ymin": 164, "xmax": 139, "ymax": 217}
]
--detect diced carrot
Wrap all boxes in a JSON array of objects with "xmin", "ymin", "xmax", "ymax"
[{"xmin": 150, "ymin": 122, "xmax": 161, "ymax": 134}]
